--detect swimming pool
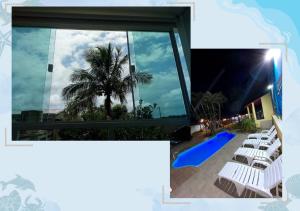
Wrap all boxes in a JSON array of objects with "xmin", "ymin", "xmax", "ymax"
[{"xmin": 172, "ymin": 131, "xmax": 235, "ymax": 168}]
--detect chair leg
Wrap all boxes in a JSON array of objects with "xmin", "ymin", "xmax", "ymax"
[
  {"xmin": 234, "ymin": 183, "xmax": 244, "ymax": 197},
  {"xmin": 246, "ymin": 157, "xmax": 252, "ymax": 165}
]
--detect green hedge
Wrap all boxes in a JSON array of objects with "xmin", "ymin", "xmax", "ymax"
[{"xmin": 235, "ymin": 118, "xmax": 257, "ymax": 133}]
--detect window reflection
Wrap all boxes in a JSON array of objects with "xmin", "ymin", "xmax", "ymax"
[
  {"xmin": 12, "ymin": 28, "xmax": 190, "ymax": 140},
  {"xmin": 128, "ymin": 31, "xmax": 187, "ymax": 118},
  {"xmin": 12, "ymin": 27, "xmax": 53, "ymax": 121},
  {"xmin": 175, "ymin": 31, "xmax": 191, "ymax": 100}
]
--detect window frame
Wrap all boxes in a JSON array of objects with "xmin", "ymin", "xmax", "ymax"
[{"xmin": 12, "ymin": 7, "xmax": 191, "ymax": 139}]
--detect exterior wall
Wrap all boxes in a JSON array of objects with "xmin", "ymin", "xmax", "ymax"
[
  {"xmin": 246, "ymin": 106, "xmax": 250, "ymax": 117},
  {"xmin": 247, "ymin": 104, "xmax": 255, "ymax": 120},
  {"xmin": 251, "ymin": 103, "xmax": 257, "ymax": 122},
  {"xmin": 273, "ymin": 115, "xmax": 282, "ymax": 142},
  {"xmin": 261, "ymin": 93, "xmax": 274, "ymax": 120},
  {"xmin": 247, "ymin": 92, "xmax": 275, "ymax": 129}
]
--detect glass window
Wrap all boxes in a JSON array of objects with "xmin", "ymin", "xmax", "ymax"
[
  {"xmin": 175, "ymin": 31, "xmax": 190, "ymax": 100},
  {"xmin": 12, "ymin": 27, "xmax": 54, "ymax": 122},
  {"xmin": 48, "ymin": 29, "xmax": 132, "ymax": 120},
  {"xmin": 12, "ymin": 27, "xmax": 190, "ymax": 140},
  {"xmin": 128, "ymin": 31, "xmax": 187, "ymax": 119}
]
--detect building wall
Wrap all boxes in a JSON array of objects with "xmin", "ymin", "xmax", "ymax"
[
  {"xmin": 273, "ymin": 115, "xmax": 282, "ymax": 142},
  {"xmin": 261, "ymin": 93, "xmax": 274, "ymax": 120},
  {"xmin": 246, "ymin": 106, "xmax": 250, "ymax": 116},
  {"xmin": 247, "ymin": 92, "xmax": 274, "ymax": 129}
]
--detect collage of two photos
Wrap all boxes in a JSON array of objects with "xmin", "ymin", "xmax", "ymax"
[{"xmin": 11, "ymin": 6, "xmax": 282, "ymax": 198}]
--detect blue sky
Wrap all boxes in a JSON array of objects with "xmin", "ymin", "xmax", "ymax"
[{"xmin": 130, "ymin": 32, "xmax": 186, "ymax": 117}]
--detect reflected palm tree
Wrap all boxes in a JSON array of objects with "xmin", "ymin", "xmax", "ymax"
[{"xmin": 62, "ymin": 43, "xmax": 152, "ymax": 118}]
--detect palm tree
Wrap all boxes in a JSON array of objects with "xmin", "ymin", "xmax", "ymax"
[
  {"xmin": 214, "ymin": 92, "xmax": 227, "ymax": 126},
  {"xmin": 62, "ymin": 43, "xmax": 152, "ymax": 118},
  {"xmin": 193, "ymin": 91, "xmax": 227, "ymax": 134}
]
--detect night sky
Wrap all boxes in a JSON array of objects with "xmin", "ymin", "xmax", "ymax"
[{"xmin": 191, "ymin": 49, "xmax": 274, "ymax": 117}]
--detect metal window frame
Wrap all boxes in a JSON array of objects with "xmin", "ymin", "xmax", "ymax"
[
  {"xmin": 13, "ymin": 118, "xmax": 189, "ymax": 130},
  {"xmin": 12, "ymin": 7, "xmax": 191, "ymax": 135},
  {"xmin": 169, "ymin": 30, "xmax": 191, "ymax": 119},
  {"xmin": 12, "ymin": 7, "xmax": 185, "ymax": 32},
  {"xmin": 126, "ymin": 31, "xmax": 136, "ymax": 117}
]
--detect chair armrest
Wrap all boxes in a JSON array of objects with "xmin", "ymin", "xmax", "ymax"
[
  {"xmin": 253, "ymin": 156, "xmax": 273, "ymax": 163},
  {"xmin": 258, "ymin": 143, "xmax": 271, "ymax": 150},
  {"xmin": 260, "ymin": 135, "xmax": 270, "ymax": 140},
  {"xmin": 251, "ymin": 160, "xmax": 270, "ymax": 169},
  {"xmin": 261, "ymin": 130, "xmax": 269, "ymax": 133},
  {"xmin": 248, "ymin": 134, "xmax": 259, "ymax": 139}
]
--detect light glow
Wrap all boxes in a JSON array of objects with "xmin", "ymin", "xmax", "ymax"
[
  {"xmin": 265, "ymin": 49, "xmax": 281, "ymax": 62},
  {"xmin": 267, "ymin": 84, "xmax": 274, "ymax": 90}
]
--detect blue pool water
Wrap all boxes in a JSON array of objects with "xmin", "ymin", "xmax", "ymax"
[{"xmin": 172, "ymin": 131, "xmax": 235, "ymax": 168}]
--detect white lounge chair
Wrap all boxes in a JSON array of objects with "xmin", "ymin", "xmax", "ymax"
[
  {"xmin": 248, "ymin": 125, "xmax": 275, "ymax": 139},
  {"xmin": 218, "ymin": 155, "xmax": 282, "ymax": 197},
  {"xmin": 234, "ymin": 139, "xmax": 281, "ymax": 165},
  {"xmin": 243, "ymin": 131, "xmax": 277, "ymax": 149}
]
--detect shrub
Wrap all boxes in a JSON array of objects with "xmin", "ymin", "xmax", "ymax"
[
  {"xmin": 112, "ymin": 104, "xmax": 128, "ymax": 120},
  {"xmin": 236, "ymin": 118, "xmax": 257, "ymax": 133}
]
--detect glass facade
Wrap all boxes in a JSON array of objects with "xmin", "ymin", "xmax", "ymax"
[
  {"xmin": 128, "ymin": 31, "xmax": 187, "ymax": 118},
  {"xmin": 12, "ymin": 27, "xmax": 190, "ymax": 140},
  {"xmin": 175, "ymin": 31, "xmax": 191, "ymax": 100},
  {"xmin": 12, "ymin": 27, "xmax": 54, "ymax": 121}
]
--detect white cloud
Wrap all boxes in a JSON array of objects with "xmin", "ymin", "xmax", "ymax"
[
  {"xmin": 134, "ymin": 70, "xmax": 186, "ymax": 117},
  {"xmin": 49, "ymin": 29, "xmax": 132, "ymax": 113}
]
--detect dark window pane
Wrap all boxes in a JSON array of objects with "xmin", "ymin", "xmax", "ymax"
[{"xmin": 254, "ymin": 99, "xmax": 264, "ymax": 120}]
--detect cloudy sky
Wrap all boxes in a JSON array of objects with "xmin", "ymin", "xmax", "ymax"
[
  {"xmin": 129, "ymin": 31, "xmax": 187, "ymax": 117},
  {"xmin": 49, "ymin": 29, "xmax": 131, "ymax": 113},
  {"xmin": 12, "ymin": 28, "xmax": 189, "ymax": 118},
  {"xmin": 12, "ymin": 27, "xmax": 52, "ymax": 114}
]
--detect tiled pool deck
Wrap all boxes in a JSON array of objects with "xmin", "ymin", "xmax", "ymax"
[{"xmin": 170, "ymin": 132, "xmax": 269, "ymax": 198}]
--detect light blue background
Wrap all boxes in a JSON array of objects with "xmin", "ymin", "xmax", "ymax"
[{"xmin": 1, "ymin": 0, "xmax": 300, "ymax": 210}]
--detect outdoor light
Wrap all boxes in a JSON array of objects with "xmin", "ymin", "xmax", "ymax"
[
  {"xmin": 267, "ymin": 84, "xmax": 274, "ymax": 90},
  {"xmin": 265, "ymin": 49, "xmax": 281, "ymax": 62}
]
